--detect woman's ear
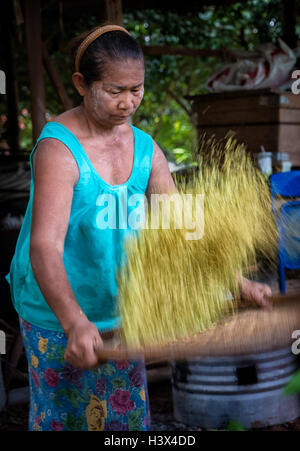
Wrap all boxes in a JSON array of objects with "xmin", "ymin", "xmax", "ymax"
[{"xmin": 72, "ymin": 72, "xmax": 86, "ymax": 97}]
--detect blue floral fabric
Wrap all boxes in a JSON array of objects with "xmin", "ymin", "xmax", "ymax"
[{"xmin": 19, "ymin": 318, "xmax": 151, "ymax": 431}]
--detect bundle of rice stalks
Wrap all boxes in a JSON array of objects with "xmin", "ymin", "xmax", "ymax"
[{"xmin": 116, "ymin": 135, "xmax": 279, "ymax": 349}]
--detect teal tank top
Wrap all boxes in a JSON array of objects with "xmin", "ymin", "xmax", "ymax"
[{"xmin": 5, "ymin": 121, "xmax": 154, "ymax": 332}]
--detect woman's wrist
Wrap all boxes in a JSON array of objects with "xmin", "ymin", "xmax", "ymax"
[
  {"xmin": 238, "ymin": 276, "xmax": 272, "ymax": 309},
  {"xmin": 61, "ymin": 308, "xmax": 90, "ymax": 337}
]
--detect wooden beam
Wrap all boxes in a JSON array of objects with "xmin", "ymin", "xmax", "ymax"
[
  {"xmin": 42, "ymin": 44, "xmax": 73, "ymax": 111},
  {"xmin": 281, "ymin": 0, "xmax": 297, "ymax": 49},
  {"xmin": 24, "ymin": 0, "xmax": 46, "ymax": 144},
  {"xmin": 141, "ymin": 45, "xmax": 235, "ymax": 60},
  {"xmin": 104, "ymin": 0, "xmax": 123, "ymax": 25}
]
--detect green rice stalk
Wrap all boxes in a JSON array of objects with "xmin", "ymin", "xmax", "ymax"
[{"xmin": 117, "ymin": 135, "xmax": 279, "ymax": 348}]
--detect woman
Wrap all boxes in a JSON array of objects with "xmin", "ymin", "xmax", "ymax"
[{"xmin": 6, "ymin": 24, "xmax": 271, "ymax": 431}]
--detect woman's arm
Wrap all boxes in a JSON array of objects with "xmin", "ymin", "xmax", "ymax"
[
  {"xmin": 146, "ymin": 141, "xmax": 178, "ymax": 197},
  {"xmin": 30, "ymin": 138, "xmax": 103, "ymax": 369}
]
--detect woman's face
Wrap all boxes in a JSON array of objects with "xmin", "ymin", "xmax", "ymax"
[{"xmin": 83, "ymin": 58, "xmax": 145, "ymax": 127}]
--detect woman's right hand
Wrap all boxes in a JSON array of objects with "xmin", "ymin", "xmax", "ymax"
[{"xmin": 64, "ymin": 316, "xmax": 104, "ymax": 370}]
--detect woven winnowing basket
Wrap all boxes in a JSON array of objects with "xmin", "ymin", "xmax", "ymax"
[{"xmin": 97, "ymin": 293, "xmax": 300, "ymax": 362}]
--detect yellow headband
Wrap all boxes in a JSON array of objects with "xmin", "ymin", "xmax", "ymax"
[{"xmin": 75, "ymin": 25, "xmax": 131, "ymax": 72}]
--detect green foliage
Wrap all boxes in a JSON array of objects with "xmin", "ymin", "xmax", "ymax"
[
  {"xmin": 0, "ymin": 0, "xmax": 289, "ymax": 163},
  {"xmin": 124, "ymin": 0, "xmax": 283, "ymax": 163}
]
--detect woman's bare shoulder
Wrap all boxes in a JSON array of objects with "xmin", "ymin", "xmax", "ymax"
[
  {"xmin": 33, "ymin": 139, "xmax": 79, "ymax": 188},
  {"xmin": 33, "ymin": 111, "xmax": 80, "ymax": 186},
  {"xmin": 49, "ymin": 107, "xmax": 81, "ymax": 133},
  {"xmin": 33, "ymin": 108, "xmax": 83, "ymax": 177}
]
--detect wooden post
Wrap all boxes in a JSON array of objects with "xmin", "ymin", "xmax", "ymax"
[
  {"xmin": 24, "ymin": 0, "xmax": 46, "ymax": 145},
  {"xmin": 42, "ymin": 44, "xmax": 73, "ymax": 111},
  {"xmin": 281, "ymin": 0, "xmax": 297, "ymax": 49},
  {"xmin": 104, "ymin": 0, "xmax": 123, "ymax": 25},
  {"xmin": 0, "ymin": 1, "xmax": 20, "ymax": 159}
]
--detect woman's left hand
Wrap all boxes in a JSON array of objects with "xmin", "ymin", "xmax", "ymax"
[{"xmin": 239, "ymin": 277, "xmax": 273, "ymax": 310}]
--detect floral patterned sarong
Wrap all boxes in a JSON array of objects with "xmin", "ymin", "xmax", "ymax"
[{"xmin": 19, "ymin": 318, "xmax": 151, "ymax": 431}]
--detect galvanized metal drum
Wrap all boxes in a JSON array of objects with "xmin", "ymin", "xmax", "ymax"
[{"xmin": 171, "ymin": 347, "xmax": 300, "ymax": 429}]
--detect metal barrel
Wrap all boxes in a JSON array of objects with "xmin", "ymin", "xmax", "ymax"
[{"xmin": 171, "ymin": 347, "xmax": 300, "ymax": 429}]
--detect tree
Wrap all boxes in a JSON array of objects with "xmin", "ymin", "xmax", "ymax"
[{"xmin": 0, "ymin": 0, "xmax": 293, "ymax": 163}]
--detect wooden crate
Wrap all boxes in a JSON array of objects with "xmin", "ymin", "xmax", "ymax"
[{"xmin": 188, "ymin": 89, "xmax": 300, "ymax": 167}]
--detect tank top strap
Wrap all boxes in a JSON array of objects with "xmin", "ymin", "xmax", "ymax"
[{"xmin": 29, "ymin": 121, "xmax": 90, "ymax": 188}]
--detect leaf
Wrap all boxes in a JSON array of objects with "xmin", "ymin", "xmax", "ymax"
[
  {"xmin": 173, "ymin": 148, "xmax": 186, "ymax": 155},
  {"xmin": 47, "ymin": 344, "xmax": 59, "ymax": 362},
  {"xmin": 65, "ymin": 412, "xmax": 85, "ymax": 431},
  {"xmin": 80, "ymin": 377, "xmax": 91, "ymax": 404},
  {"xmin": 112, "ymin": 378, "xmax": 126, "ymax": 389},
  {"xmin": 128, "ymin": 407, "xmax": 143, "ymax": 431},
  {"xmin": 53, "ymin": 388, "xmax": 80, "ymax": 408},
  {"xmin": 54, "ymin": 389, "xmax": 68, "ymax": 407},
  {"xmin": 283, "ymin": 370, "xmax": 300, "ymax": 395},
  {"xmin": 48, "ymin": 344, "xmax": 65, "ymax": 364},
  {"xmin": 102, "ymin": 363, "xmax": 116, "ymax": 376}
]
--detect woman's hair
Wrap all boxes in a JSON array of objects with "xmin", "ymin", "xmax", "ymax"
[{"xmin": 69, "ymin": 25, "xmax": 144, "ymax": 86}]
